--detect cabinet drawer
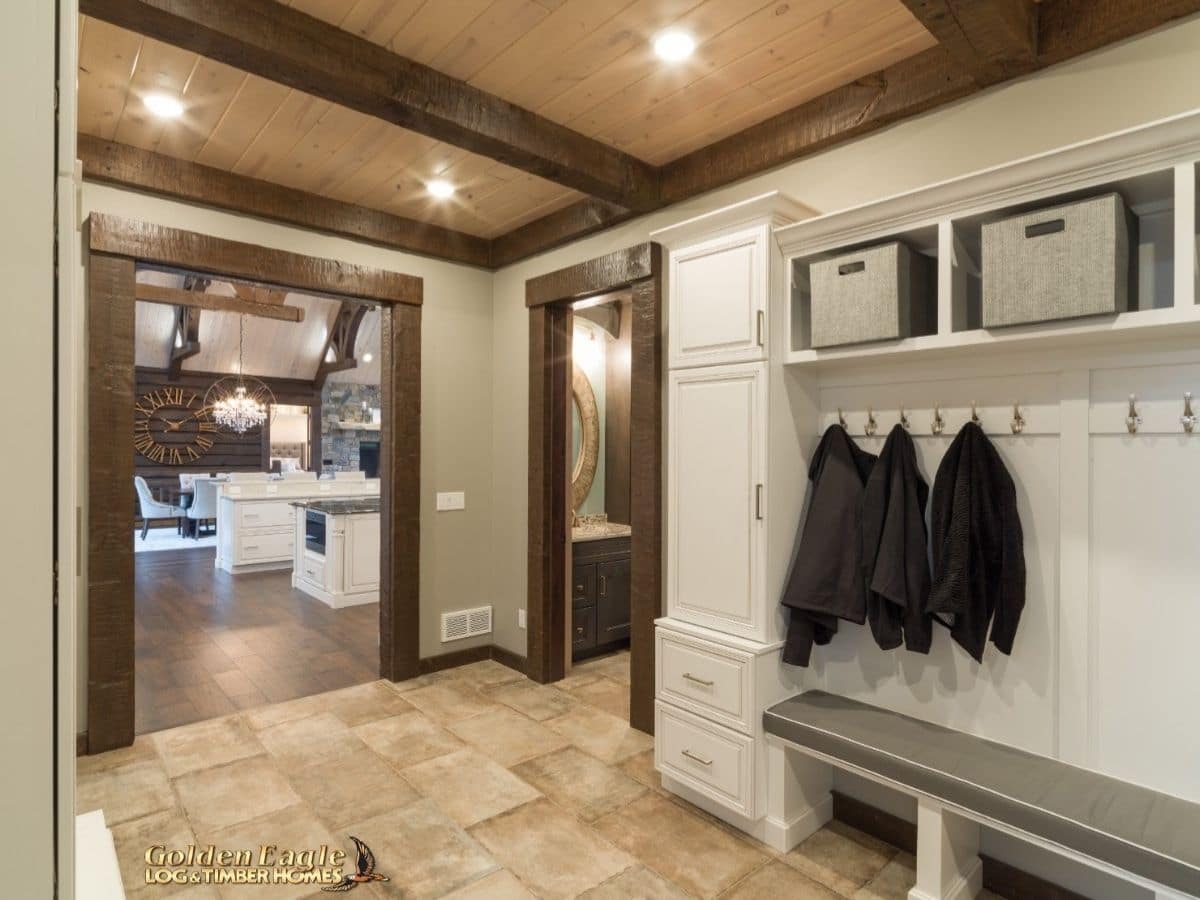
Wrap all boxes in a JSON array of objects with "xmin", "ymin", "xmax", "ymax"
[
  {"xmin": 655, "ymin": 702, "xmax": 755, "ymax": 819},
  {"xmin": 572, "ymin": 563, "xmax": 596, "ymax": 607},
  {"xmin": 238, "ymin": 531, "xmax": 293, "ymax": 562},
  {"xmin": 572, "ymin": 604, "xmax": 596, "ymax": 652},
  {"xmin": 657, "ymin": 629, "xmax": 753, "ymax": 733},
  {"xmin": 238, "ymin": 501, "xmax": 294, "ymax": 530},
  {"xmin": 299, "ymin": 555, "xmax": 324, "ymax": 586}
]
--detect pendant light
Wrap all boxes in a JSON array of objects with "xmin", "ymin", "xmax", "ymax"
[{"xmin": 205, "ymin": 314, "xmax": 274, "ymax": 434}]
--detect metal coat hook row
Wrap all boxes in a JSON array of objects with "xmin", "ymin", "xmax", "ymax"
[
  {"xmin": 899, "ymin": 405, "xmax": 910, "ymax": 431},
  {"xmin": 1010, "ymin": 402, "xmax": 1025, "ymax": 435},
  {"xmin": 931, "ymin": 403, "xmax": 945, "ymax": 436},
  {"xmin": 837, "ymin": 407, "xmax": 847, "ymax": 429},
  {"xmin": 1126, "ymin": 394, "xmax": 1142, "ymax": 434},
  {"xmin": 970, "ymin": 400, "xmax": 981, "ymax": 425},
  {"xmin": 1184, "ymin": 392, "xmax": 1197, "ymax": 434},
  {"xmin": 865, "ymin": 407, "xmax": 878, "ymax": 437}
]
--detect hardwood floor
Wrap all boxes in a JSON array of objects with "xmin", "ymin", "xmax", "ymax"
[{"xmin": 134, "ymin": 547, "xmax": 378, "ymax": 734}]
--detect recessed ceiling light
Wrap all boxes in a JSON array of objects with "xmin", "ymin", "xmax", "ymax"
[
  {"xmin": 144, "ymin": 93, "xmax": 184, "ymax": 119},
  {"xmin": 653, "ymin": 30, "xmax": 695, "ymax": 63},
  {"xmin": 362, "ymin": 352, "xmax": 374, "ymax": 363},
  {"xmin": 427, "ymin": 179, "xmax": 455, "ymax": 199}
]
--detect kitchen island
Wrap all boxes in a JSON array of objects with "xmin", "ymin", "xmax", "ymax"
[{"xmin": 291, "ymin": 498, "xmax": 380, "ymax": 608}]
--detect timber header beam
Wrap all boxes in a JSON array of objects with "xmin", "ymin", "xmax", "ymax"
[
  {"xmin": 135, "ymin": 282, "xmax": 306, "ymax": 322},
  {"xmin": 78, "ymin": 0, "xmax": 661, "ymax": 212},
  {"xmin": 899, "ymin": 0, "xmax": 1038, "ymax": 85}
]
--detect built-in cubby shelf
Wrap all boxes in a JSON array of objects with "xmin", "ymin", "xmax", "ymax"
[{"xmin": 777, "ymin": 110, "xmax": 1200, "ymax": 369}]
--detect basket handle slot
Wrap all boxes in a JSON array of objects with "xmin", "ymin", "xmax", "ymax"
[
  {"xmin": 837, "ymin": 261, "xmax": 866, "ymax": 275},
  {"xmin": 1024, "ymin": 218, "xmax": 1065, "ymax": 239}
]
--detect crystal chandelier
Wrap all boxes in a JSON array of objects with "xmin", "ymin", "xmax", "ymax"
[{"xmin": 205, "ymin": 314, "xmax": 274, "ymax": 434}]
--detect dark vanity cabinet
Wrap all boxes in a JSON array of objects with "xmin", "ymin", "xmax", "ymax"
[{"xmin": 571, "ymin": 536, "xmax": 631, "ymax": 659}]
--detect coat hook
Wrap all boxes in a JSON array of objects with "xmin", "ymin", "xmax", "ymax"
[
  {"xmin": 970, "ymin": 400, "xmax": 981, "ymax": 425},
  {"xmin": 1125, "ymin": 394, "xmax": 1142, "ymax": 434},
  {"xmin": 1010, "ymin": 402, "xmax": 1025, "ymax": 435},
  {"xmin": 865, "ymin": 407, "xmax": 878, "ymax": 437},
  {"xmin": 837, "ymin": 407, "xmax": 847, "ymax": 429},
  {"xmin": 1183, "ymin": 392, "xmax": 1197, "ymax": 434},
  {"xmin": 931, "ymin": 403, "xmax": 945, "ymax": 435},
  {"xmin": 899, "ymin": 405, "xmax": 910, "ymax": 430}
]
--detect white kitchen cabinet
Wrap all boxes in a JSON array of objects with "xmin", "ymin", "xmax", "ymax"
[{"xmin": 667, "ymin": 362, "xmax": 768, "ymax": 641}]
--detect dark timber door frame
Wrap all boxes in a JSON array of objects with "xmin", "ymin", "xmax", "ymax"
[
  {"xmin": 84, "ymin": 213, "xmax": 422, "ymax": 754},
  {"xmin": 526, "ymin": 244, "xmax": 663, "ymax": 734}
]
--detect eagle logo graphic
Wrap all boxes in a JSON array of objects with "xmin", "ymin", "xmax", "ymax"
[{"xmin": 322, "ymin": 836, "xmax": 389, "ymax": 892}]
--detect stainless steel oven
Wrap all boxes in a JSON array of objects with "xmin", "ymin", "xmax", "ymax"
[{"xmin": 304, "ymin": 509, "xmax": 327, "ymax": 555}]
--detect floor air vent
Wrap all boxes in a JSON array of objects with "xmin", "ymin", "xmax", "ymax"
[{"xmin": 440, "ymin": 605, "xmax": 493, "ymax": 642}]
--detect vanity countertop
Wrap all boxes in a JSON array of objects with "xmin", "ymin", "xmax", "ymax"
[
  {"xmin": 571, "ymin": 522, "xmax": 632, "ymax": 543},
  {"xmin": 290, "ymin": 498, "xmax": 381, "ymax": 516}
]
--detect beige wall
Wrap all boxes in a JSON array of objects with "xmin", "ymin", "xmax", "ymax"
[
  {"xmin": 76, "ymin": 184, "xmax": 497, "ymax": 730},
  {"xmin": 0, "ymin": 0, "xmax": 56, "ymax": 892},
  {"xmin": 488, "ymin": 16, "xmax": 1200, "ymax": 655}
]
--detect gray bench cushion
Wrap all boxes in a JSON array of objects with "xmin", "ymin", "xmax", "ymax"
[{"xmin": 764, "ymin": 692, "xmax": 1200, "ymax": 897}]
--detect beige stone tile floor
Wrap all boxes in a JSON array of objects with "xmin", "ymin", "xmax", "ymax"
[{"xmin": 77, "ymin": 650, "xmax": 957, "ymax": 899}]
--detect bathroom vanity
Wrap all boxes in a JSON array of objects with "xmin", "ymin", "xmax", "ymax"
[
  {"xmin": 571, "ymin": 525, "xmax": 632, "ymax": 659},
  {"xmin": 291, "ymin": 498, "xmax": 380, "ymax": 608}
]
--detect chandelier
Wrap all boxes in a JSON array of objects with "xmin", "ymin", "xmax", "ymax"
[{"xmin": 205, "ymin": 314, "xmax": 275, "ymax": 434}]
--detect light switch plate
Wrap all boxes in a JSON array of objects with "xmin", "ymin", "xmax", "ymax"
[{"xmin": 436, "ymin": 491, "xmax": 466, "ymax": 511}]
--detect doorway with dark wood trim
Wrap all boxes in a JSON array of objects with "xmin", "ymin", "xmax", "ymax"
[
  {"xmin": 84, "ymin": 213, "xmax": 422, "ymax": 754},
  {"xmin": 525, "ymin": 244, "xmax": 663, "ymax": 734}
]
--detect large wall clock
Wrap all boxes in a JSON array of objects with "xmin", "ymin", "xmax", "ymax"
[{"xmin": 134, "ymin": 387, "xmax": 218, "ymax": 465}]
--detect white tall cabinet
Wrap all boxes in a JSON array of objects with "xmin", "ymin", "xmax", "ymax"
[{"xmin": 652, "ymin": 194, "xmax": 830, "ymax": 850}]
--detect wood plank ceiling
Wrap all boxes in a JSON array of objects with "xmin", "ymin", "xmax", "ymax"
[
  {"xmin": 76, "ymin": 0, "xmax": 1200, "ymax": 267},
  {"xmin": 77, "ymin": 0, "xmax": 934, "ymax": 240}
]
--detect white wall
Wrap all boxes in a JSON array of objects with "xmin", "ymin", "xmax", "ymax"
[
  {"xmin": 76, "ymin": 184, "xmax": 498, "ymax": 731},
  {"xmin": 0, "ymin": 0, "xmax": 57, "ymax": 895},
  {"xmin": 488, "ymin": 15, "xmax": 1200, "ymax": 656}
]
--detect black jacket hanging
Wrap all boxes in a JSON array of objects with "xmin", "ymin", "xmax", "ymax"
[
  {"xmin": 780, "ymin": 424, "xmax": 877, "ymax": 666},
  {"xmin": 861, "ymin": 425, "xmax": 933, "ymax": 654},
  {"xmin": 928, "ymin": 421, "xmax": 1026, "ymax": 662}
]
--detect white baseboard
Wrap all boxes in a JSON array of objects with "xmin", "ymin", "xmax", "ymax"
[
  {"xmin": 908, "ymin": 857, "xmax": 983, "ymax": 900},
  {"xmin": 762, "ymin": 793, "xmax": 833, "ymax": 853}
]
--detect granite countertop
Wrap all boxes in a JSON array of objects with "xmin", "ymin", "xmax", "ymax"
[
  {"xmin": 290, "ymin": 498, "xmax": 381, "ymax": 516},
  {"xmin": 571, "ymin": 522, "xmax": 633, "ymax": 543}
]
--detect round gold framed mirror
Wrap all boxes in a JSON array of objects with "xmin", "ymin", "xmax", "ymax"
[{"xmin": 571, "ymin": 363, "xmax": 600, "ymax": 512}]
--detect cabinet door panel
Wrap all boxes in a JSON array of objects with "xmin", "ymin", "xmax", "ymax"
[
  {"xmin": 572, "ymin": 562, "xmax": 596, "ymax": 608},
  {"xmin": 669, "ymin": 227, "xmax": 767, "ymax": 369},
  {"xmin": 667, "ymin": 362, "xmax": 766, "ymax": 640},
  {"xmin": 597, "ymin": 558, "xmax": 631, "ymax": 642},
  {"xmin": 572, "ymin": 604, "xmax": 596, "ymax": 653}
]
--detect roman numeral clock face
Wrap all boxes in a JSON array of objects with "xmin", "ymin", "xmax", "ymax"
[{"xmin": 134, "ymin": 388, "xmax": 218, "ymax": 465}]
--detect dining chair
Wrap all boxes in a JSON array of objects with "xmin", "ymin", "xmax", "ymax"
[{"xmin": 134, "ymin": 476, "xmax": 184, "ymax": 540}]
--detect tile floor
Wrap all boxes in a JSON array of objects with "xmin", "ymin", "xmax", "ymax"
[{"xmin": 79, "ymin": 651, "xmax": 1001, "ymax": 899}]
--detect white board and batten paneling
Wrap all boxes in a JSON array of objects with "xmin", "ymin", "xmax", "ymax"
[{"xmin": 652, "ymin": 114, "xmax": 1200, "ymax": 893}]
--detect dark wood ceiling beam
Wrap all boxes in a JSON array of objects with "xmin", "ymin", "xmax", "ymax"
[
  {"xmin": 135, "ymin": 282, "xmax": 306, "ymax": 322},
  {"xmin": 899, "ymin": 0, "xmax": 1038, "ymax": 85},
  {"xmin": 1036, "ymin": 0, "xmax": 1200, "ymax": 66},
  {"xmin": 78, "ymin": 0, "xmax": 660, "ymax": 211},
  {"xmin": 659, "ymin": 48, "xmax": 976, "ymax": 207},
  {"xmin": 80, "ymin": 136, "xmax": 491, "ymax": 268},
  {"xmin": 167, "ymin": 305, "xmax": 201, "ymax": 380},
  {"xmin": 490, "ymin": 199, "xmax": 636, "ymax": 269},
  {"xmin": 314, "ymin": 303, "xmax": 368, "ymax": 388}
]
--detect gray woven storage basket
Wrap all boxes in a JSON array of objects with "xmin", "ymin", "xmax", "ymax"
[
  {"xmin": 982, "ymin": 192, "xmax": 1134, "ymax": 328},
  {"xmin": 810, "ymin": 242, "xmax": 933, "ymax": 348}
]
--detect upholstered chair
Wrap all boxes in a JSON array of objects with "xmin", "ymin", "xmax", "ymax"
[
  {"xmin": 134, "ymin": 476, "xmax": 183, "ymax": 540},
  {"xmin": 186, "ymin": 477, "xmax": 220, "ymax": 538}
]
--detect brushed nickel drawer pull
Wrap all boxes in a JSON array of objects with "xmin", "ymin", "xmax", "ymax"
[
  {"xmin": 681, "ymin": 672, "xmax": 714, "ymax": 687},
  {"xmin": 599, "ymin": 574, "xmax": 606, "ymax": 596},
  {"xmin": 756, "ymin": 309, "xmax": 765, "ymax": 346},
  {"xmin": 681, "ymin": 749, "xmax": 712, "ymax": 766},
  {"xmin": 755, "ymin": 484, "xmax": 764, "ymax": 520}
]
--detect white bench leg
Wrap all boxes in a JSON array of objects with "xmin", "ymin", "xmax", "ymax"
[
  {"xmin": 763, "ymin": 736, "xmax": 833, "ymax": 853},
  {"xmin": 909, "ymin": 797, "xmax": 983, "ymax": 900}
]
